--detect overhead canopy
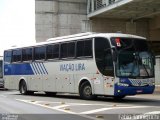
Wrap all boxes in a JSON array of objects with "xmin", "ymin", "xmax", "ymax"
[{"xmin": 88, "ymin": 0, "xmax": 160, "ymax": 20}]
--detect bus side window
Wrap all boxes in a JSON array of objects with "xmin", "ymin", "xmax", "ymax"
[
  {"xmin": 22, "ymin": 48, "xmax": 33, "ymax": 61},
  {"xmin": 76, "ymin": 39, "xmax": 92, "ymax": 58},
  {"xmin": 4, "ymin": 51, "xmax": 12, "ymax": 63},
  {"xmin": 68, "ymin": 42, "xmax": 75, "ymax": 58},
  {"xmin": 12, "ymin": 49, "xmax": 22, "ymax": 62},
  {"xmin": 61, "ymin": 43, "xmax": 67, "ymax": 58},
  {"xmin": 46, "ymin": 44, "xmax": 59, "ymax": 59},
  {"xmin": 34, "ymin": 46, "xmax": 46, "ymax": 60},
  {"xmin": 60, "ymin": 42, "xmax": 75, "ymax": 59}
]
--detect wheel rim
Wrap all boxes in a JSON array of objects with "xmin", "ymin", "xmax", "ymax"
[{"xmin": 84, "ymin": 86, "xmax": 92, "ymax": 97}]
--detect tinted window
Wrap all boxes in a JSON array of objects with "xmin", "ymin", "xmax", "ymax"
[
  {"xmin": 111, "ymin": 38, "xmax": 148, "ymax": 52},
  {"xmin": 22, "ymin": 48, "xmax": 32, "ymax": 61},
  {"xmin": 34, "ymin": 46, "xmax": 46, "ymax": 60},
  {"xmin": 46, "ymin": 44, "xmax": 59, "ymax": 59},
  {"xmin": 77, "ymin": 39, "xmax": 92, "ymax": 57},
  {"xmin": 95, "ymin": 37, "xmax": 114, "ymax": 76},
  {"xmin": 12, "ymin": 49, "xmax": 22, "ymax": 62},
  {"xmin": 4, "ymin": 51, "xmax": 12, "ymax": 63},
  {"xmin": 60, "ymin": 42, "xmax": 75, "ymax": 58},
  {"xmin": 68, "ymin": 42, "xmax": 75, "ymax": 57},
  {"xmin": 135, "ymin": 40, "xmax": 149, "ymax": 51},
  {"xmin": 61, "ymin": 43, "xmax": 67, "ymax": 58}
]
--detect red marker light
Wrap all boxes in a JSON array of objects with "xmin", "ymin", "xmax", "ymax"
[{"xmin": 115, "ymin": 38, "xmax": 121, "ymax": 47}]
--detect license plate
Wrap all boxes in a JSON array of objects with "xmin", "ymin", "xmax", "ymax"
[{"xmin": 137, "ymin": 90, "xmax": 143, "ymax": 93}]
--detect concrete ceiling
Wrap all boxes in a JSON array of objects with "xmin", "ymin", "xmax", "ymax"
[{"xmin": 88, "ymin": 0, "xmax": 160, "ymax": 20}]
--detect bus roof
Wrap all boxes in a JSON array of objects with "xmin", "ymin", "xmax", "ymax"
[
  {"xmin": 4, "ymin": 32, "xmax": 146, "ymax": 50},
  {"xmin": 47, "ymin": 32, "xmax": 146, "ymax": 42}
]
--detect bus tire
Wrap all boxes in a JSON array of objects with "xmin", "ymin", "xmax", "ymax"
[
  {"xmin": 79, "ymin": 81, "xmax": 95, "ymax": 100},
  {"xmin": 19, "ymin": 81, "xmax": 28, "ymax": 95}
]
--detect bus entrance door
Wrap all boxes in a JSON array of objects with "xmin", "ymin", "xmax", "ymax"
[{"xmin": 103, "ymin": 76, "xmax": 114, "ymax": 95}]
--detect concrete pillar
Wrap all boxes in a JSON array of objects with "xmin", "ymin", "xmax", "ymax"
[
  {"xmin": 126, "ymin": 22, "xmax": 136, "ymax": 35},
  {"xmin": 57, "ymin": 0, "xmax": 87, "ymax": 37},
  {"xmin": 149, "ymin": 16, "xmax": 160, "ymax": 41},
  {"xmin": 35, "ymin": 0, "xmax": 87, "ymax": 42},
  {"xmin": 35, "ymin": 0, "xmax": 59, "ymax": 42}
]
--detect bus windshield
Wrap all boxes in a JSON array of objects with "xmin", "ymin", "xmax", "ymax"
[{"xmin": 111, "ymin": 38, "xmax": 154, "ymax": 78}]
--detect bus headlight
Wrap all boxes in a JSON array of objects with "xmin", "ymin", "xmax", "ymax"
[{"xmin": 117, "ymin": 83, "xmax": 129, "ymax": 87}]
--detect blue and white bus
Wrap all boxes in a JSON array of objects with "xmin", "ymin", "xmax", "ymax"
[{"xmin": 3, "ymin": 33, "xmax": 155, "ymax": 99}]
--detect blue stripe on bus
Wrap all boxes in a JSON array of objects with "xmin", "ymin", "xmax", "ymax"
[
  {"xmin": 33, "ymin": 63, "xmax": 39, "ymax": 75},
  {"xmin": 4, "ymin": 62, "xmax": 48, "ymax": 75},
  {"xmin": 42, "ymin": 63, "xmax": 48, "ymax": 74},
  {"xmin": 33, "ymin": 63, "xmax": 37, "ymax": 74},
  {"xmin": 36, "ymin": 63, "xmax": 43, "ymax": 75},
  {"xmin": 31, "ymin": 63, "xmax": 37, "ymax": 75},
  {"xmin": 39, "ymin": 63, "xmax": 46, "ymax": 74},
  {"xmin": 34, "ymin": 63, "xmax": 40, "ymax": 74},
  {"xmin": 4, "ymin": 63, "xmax": 34, "ymax": 75}
]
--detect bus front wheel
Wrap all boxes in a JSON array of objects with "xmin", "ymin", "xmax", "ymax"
[{"xmin": 79, "ymin": 81, "xmax": 96, "ymax": 100}]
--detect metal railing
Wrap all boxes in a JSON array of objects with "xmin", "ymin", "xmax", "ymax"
[{"xmin": 87, "ymin": 0, "xmax": 122, "ymax": 14}]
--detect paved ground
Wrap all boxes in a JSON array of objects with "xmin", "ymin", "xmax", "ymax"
[
  {"xmin": 0, "ymin": 90, "xmax": 160, "ymax": 120},
  {"xmin": 155, "ymin": 85, "xmax": 160, "ymax": 93}
]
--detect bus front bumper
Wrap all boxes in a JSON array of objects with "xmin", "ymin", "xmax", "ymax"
[{"xmin": 114, "ymin": 84, "xmax": 155, "ymax": 97}]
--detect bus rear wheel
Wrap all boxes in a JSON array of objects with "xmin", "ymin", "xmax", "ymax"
[
  {"xmin": 79, "ymin": 81, "xmax": 96, "ymax": 100},
  {"xmin": 19, "ymin": 81, "xmax": 28, "ymax": 95}
]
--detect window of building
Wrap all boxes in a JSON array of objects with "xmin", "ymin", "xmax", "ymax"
[
  {"xmin": 4, "ymin": 51, "xmax": 12, "ymax": 63},
  {"xmin": 34, "ymin": 46, "xmax": 46, "ymax": 60},
  {"xmin": 22, "ymin": 48, "xmax": 33, "ymax": 61},
  {"xmin": 12, "ymin": 49, "xmax": 22, "ymax": 62},
  {"xmin": 77, "ymin": 39, "xmax": 92, "ymax": 58},
  {"xmin": 46, "ymin": 44, "xmax": 59, "ymax": 59}
]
